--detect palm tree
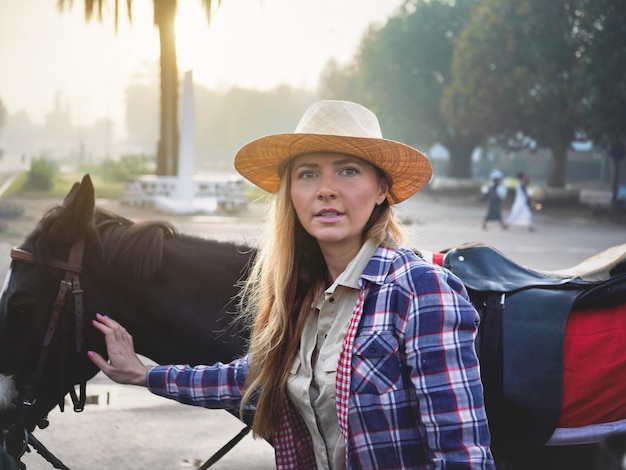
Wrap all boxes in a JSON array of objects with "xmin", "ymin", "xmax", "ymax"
[{"xmin": 57, "ymin": 0, "xmax": 220, "ymax": 176}]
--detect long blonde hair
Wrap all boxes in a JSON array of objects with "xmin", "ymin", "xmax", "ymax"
[{"xmin": 238, "ymin": 162, "xmax": 404, "ymax": 438}]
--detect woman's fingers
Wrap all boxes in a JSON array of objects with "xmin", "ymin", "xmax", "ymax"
[
  {"xmin": 89, "ymin": 313, "xmax": 149, "ymax": 386},
  {"xmin": 87, "ymin": 350, "xmax": 109, "ymax": 371},
  {"xmin": 94, "ymin": 312, "xmax": 120, "ymax": 329}
]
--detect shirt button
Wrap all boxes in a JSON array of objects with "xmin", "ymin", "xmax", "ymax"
[{"xmin": 368, "ymin": 345, "xmax": 377, "ymax": 353}]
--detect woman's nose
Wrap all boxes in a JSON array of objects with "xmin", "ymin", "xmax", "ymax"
[{"xmin": 317, "ymin": 173, "xmax": 337, "ymax": 199}]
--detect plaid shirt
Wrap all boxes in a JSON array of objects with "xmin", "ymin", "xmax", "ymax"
[{"xmin": 147, "ymin": 246, "xmax": 494, "ymax": 469}]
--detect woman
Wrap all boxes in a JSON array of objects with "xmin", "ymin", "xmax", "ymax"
[
  {"xmin": 89, "ymin": 100, "xmax": 495, "ymax": 469},
  {"xmin": 505, "ymin": 171, "xmax": 535, "ymax": 232}
]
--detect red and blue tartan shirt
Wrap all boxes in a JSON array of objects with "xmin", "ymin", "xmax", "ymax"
[{"xmin": 147, "ymin": 246, "xmax": 495, "ymax": 469}]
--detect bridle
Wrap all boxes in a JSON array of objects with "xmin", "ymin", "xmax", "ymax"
[
  {"xmin": 4, "ymin": 239, "xmax": 88, "ymax": 469},
  {"xmin": 10, "ymin": 239, "xmax": 87, "ymax": 411}
]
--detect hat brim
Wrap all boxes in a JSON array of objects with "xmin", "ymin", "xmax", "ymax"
[{"xmin": 234, "ymin": 133, "xmax": 432, "ymax": 204}]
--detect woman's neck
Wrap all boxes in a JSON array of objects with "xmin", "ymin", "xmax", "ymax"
[{"xmin": 319, "ymin": 242, "xmax": 361, "ymax": 282}]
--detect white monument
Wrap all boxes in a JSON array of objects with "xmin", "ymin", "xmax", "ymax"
[
  {"xmin": 154, "ymin": 70, "xmax": 218, "ymax": 214},
  {"xmin": 121, "ymin": 70, "xmax": 247, "ymax": 214}
]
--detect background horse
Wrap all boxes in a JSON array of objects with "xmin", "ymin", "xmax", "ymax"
[
  {"xmin": 1, "ymin": 174, "xmax": 625, "ymax": 469},
  {"xmin": 0, "ymin": 175, "xmax": 253, "ymax": 465}
]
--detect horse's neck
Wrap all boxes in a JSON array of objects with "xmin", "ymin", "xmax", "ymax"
[{"xmin": 96, "ymin": 236, "xmax": 252, "ymax": 367}]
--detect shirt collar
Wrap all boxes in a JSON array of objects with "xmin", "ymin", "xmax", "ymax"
[
  {"xmin": 358, "ymin": 244, "xmax": 398, "ymax": 288},
  {"xmin": 327, "ymin": 238, "xmax": 380, "ymax": 293}
]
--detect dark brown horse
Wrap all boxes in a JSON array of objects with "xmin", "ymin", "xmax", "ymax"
[{"xmin": 0, "ymin": 175, "xmax": 253, "ymax": 466}]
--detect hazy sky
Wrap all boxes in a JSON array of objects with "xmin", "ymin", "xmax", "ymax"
[{"xmin": 0, "ymin": 0, "xmax": 404, "ymax": 130}]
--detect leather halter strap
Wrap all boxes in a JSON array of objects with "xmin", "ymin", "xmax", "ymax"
[
  {"xmin": 10, "ymin": 240, "xmax": 87, "ymax": 412},
  {"xmin": 10, "ymin": 247, "xmax": 82, "ymax": 274}
]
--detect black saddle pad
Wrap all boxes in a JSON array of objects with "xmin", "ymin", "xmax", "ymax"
[{"xmin": 443, "ymin": 244, "xmax": 626, "ymax": 451}]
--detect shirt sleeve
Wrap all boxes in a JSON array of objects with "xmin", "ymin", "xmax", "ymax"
[
  {"xmin": 406, "ymin": 264, "xmax": 494, "ymax": 467},
  {"xmin": 146, "ymin": 356, "xmax": 251, "ymax": 410}
]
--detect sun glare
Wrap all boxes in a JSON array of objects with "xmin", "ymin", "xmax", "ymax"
[
  {"xmin": 173, "ymin": 1, "xmax": 272, "ymax": 90},
  {"xmin": 175, "ymin": 2, "xmax": 213, "ymax": 73}
]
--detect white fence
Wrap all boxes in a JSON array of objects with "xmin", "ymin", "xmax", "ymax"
[{"xmin": 121, "ymin": 175, "xmax": 248, "ymax": 213}]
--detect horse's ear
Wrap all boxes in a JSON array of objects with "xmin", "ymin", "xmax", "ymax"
[
  {"xmin": 63, "ymin": 182, "xmax": 81, "ymax": 205},
  {"xmin": 62, "ymin": 175, "xmax": 95, "ymax": 212},
  {"xmin": 48, "ymin": 174, "xmax": 96, "ymax": 244}
]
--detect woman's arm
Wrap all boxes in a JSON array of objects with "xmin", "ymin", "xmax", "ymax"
[
  {"xmin": 89, "ymin": 313, "xmax": 250, "ymax": 409},
  {"xmin": 408, "ymin": 266, "xmax": 494, "ymax": 467}
]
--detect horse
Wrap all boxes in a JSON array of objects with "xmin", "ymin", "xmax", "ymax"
[
  {"xmin": 0, "ymin": 175, "xmax": 254, "ymax": 467},
  {"xmin": 1, "ymin": 174, "xmax": 625, "ymax": 469}
]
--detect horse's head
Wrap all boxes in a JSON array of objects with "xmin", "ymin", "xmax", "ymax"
[
  {"xmin": 0, "ymin": 173, "xmax": 254, "ymax": 462},
  {"xmin": 0, "ymin": 174, "xmax": 99, "ymax": 459}
]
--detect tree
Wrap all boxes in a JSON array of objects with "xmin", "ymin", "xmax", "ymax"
[
  {"xmin": 57, "ymin": 0, "xmax": 221, "ymax": 176},
  {"xmin": 319, "ymin": 0, "xmax": 481, "ymax": 178},
  {"xmin": 443, "ymin": 0, "xmax": 594, "ymax": 188},
  {"xmin": 572, "ymin": 0, "xmax": 626, "ymax": 207},
  {"xmin": 573, "ymin": 0, "xmax": 626, "ymax": 146}
]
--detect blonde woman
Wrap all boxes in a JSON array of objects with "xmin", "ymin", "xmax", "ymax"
[{"xmin": 89, "ymin": 100, "xmax": 495, "ymax": 469}]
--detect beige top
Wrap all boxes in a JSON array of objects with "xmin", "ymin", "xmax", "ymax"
[{"xmin": 286, "ymin": 239, "xmax": 378, "ymax": 470}]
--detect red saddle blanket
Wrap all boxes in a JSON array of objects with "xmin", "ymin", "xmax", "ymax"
[{"xmin": 560, "ymin": 303, "xmax": 626, "ymax": 427}]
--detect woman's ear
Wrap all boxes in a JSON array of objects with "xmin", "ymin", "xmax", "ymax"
[{"xmin": 377, "ymin": 179, "xmax": 389, "ymax": 205}]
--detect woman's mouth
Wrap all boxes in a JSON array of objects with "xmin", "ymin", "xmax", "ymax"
[{"xmin": 315, "ymin": 210, "xmax": 344, "ymax": 221}]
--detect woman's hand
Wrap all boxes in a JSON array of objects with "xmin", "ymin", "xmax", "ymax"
[{"xmin": 88, "ymin": 313, "xmax": 152, "ymax": 386}]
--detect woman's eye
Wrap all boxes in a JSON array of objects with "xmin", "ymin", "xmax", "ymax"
[
  {"xmin": 341, "ymin": 167, "xmax": 359, "ymax": 176},
  {"xmin": 297, "ymin": 170, "xmax": 316, "ymax": 179}
]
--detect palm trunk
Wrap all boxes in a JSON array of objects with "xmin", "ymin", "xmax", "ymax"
[{"xmin": 155, "ymin": 0, "xmax": 179, "ymax": 176}]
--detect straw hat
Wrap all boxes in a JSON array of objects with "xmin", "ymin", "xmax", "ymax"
[{"xmin": 234, "ymin": 100, "xmax": 432, "ymax": 204}]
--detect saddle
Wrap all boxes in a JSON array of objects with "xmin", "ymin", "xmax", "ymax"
[
  {"xmin": 444, "ymin": 242, "xmax": 626, "ymax": 291},
  {"xmin": 440, "ymin": 243, "xmax": 626, "ymax": 452}
]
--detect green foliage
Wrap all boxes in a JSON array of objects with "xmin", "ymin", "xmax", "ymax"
[
  {"xmin": 442, "ymin": 0, "xmax": 626, "ymax": 186},
  {"xmin": 318, "ymin": 0, "xmax": 624, "ymax": 185},
  {"xmin": 319, "ymin": 0, "xmax": 481, "ymax": 177},
  {"xmin": 444, "ymin": 0, "xmax": 583, "ymax": 145},
  {"xmin": 96, "ymin": 154, "xmax": 155, "ymax": 182},
  {"xmin": 24, "ymin": 158, "xmax": 56, "ymax": 192},
  {"xmin": 573, "ymin": 0, "xmax": 626, "ymax": 145}
]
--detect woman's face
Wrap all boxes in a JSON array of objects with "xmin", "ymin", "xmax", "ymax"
[{"xmin": 289, "ymin": 152, "xmax": 388, "ymax": 255}]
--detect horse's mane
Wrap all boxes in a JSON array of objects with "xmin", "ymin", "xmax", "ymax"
[
  {"xmin": 92, "ymin": 208, "xmax": 177, "ymax": 280},
  {"xmin": 29, "ymin": 205, "xmax": 177, "ymax": 281}
]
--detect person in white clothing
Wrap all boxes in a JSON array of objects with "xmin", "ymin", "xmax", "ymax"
[{"xmin": 506, "ymin": 171, "xmax": 535, "ymax": 232}]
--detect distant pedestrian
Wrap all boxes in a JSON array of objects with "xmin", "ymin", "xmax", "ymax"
[
  {"xmin": 482, "ymin": 169, "xmax": 508, "ymax": 230},
  {"xmin": 506, "ymin": 171, "xmax": 535, "ymax": 232}
]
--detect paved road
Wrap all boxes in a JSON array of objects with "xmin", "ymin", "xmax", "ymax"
[{"xmin": 1, "ymin": 186, "xmax": 624, "ymax": 470}]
